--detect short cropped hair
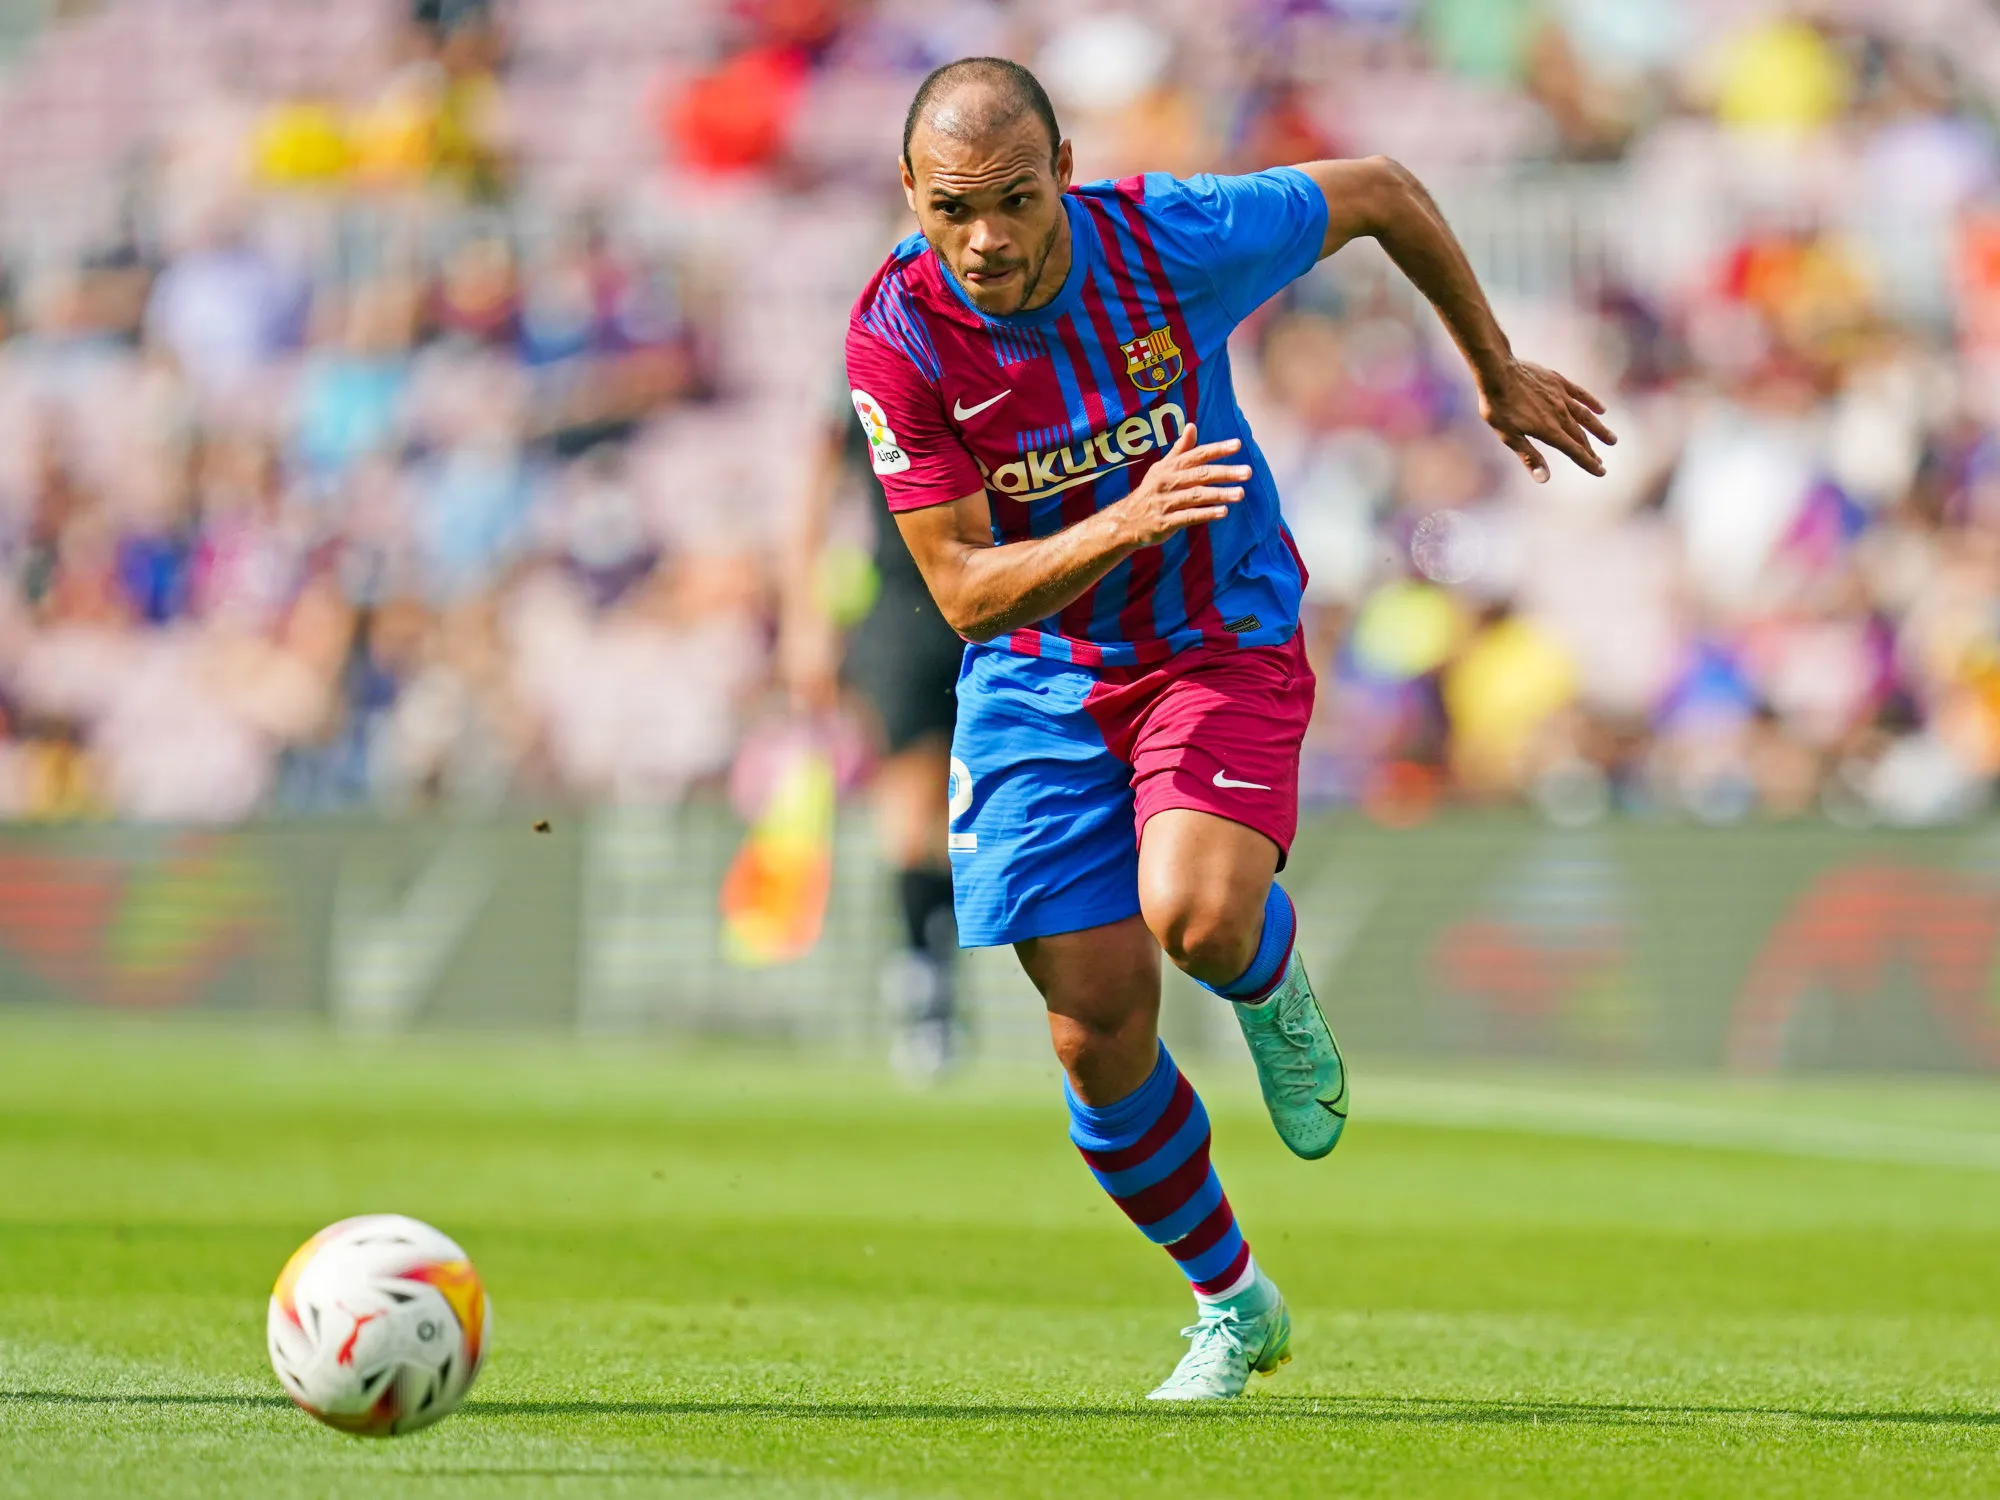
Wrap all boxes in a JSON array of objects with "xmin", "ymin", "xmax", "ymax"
[{"xmin": 901, "ymin": 57, "xmax": 1062, "ymax": 169}]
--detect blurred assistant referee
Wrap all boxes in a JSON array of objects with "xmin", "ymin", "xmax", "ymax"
[{"xmin": 782, "ymin": 385, "xmax": 968, "ymax": 1081}]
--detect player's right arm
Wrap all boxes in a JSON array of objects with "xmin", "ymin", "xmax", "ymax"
[
  {"xmin": 846, "ymin": 320, "xmax": 1247, "ymax": 642},
  {"xmin": 894, "ymin": 425, "xmax": 1249, "ymax": 642}
]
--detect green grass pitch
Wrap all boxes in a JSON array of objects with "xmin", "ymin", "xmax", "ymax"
[{"xmin": 3, "ymin": 1015, "xmax": 1998, "ymax": 1499}]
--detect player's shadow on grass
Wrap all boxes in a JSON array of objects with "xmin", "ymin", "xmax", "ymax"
[{"xmin": 11, "ymin": 1391, "xmax": 1999, "ymax": 1430}]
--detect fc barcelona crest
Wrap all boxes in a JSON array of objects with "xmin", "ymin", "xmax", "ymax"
[{"xmin": 1122, "ymin": 326, "xmax": 1184, "ymax": 393}]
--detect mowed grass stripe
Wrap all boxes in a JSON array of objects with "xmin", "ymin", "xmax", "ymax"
[
  {"xmin": 1363, "ymin": 1075, "xmax": 2000, "ymax": 1172},
  {"xmin": 3, "ymin": 1017, "xmax": 1999, "ymax": 1498}
]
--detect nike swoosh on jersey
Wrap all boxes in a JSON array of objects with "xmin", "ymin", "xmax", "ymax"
[
  {"xmin": 1212, "ymin": 770, "xmax": 1273, "ymax": 791},
  {"xmin": 953, "ymin": 390, "xmax": 1010, "ymax": 421}
]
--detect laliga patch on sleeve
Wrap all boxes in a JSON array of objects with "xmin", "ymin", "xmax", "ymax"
[{"xmin": 850, "ymin": 390, "xmax": 912, "ymax": 476}]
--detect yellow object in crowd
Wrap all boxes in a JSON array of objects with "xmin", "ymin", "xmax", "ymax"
[
  {"xmin": 1351, "ymin": 580, "xmax": 1468, "ymax": 683},
  {"xmin": 253, "ymin": 101, "xmax": 351, "ymax": 185},
  {"xmin": 1715, "ymin": 18, "xmax": 1850, "ymax": 135},
  {"xmin": 347, "ymin": 73, "xmax": 443, "ymax": 187},
  {"xmin": 19, "ymin": 738, "xmax": 99, "ymax": 822},
  {"xmin": 434, "ymin": 70, "xmax": 505, "ymax": 196},
  {"xmin": 1443, "ymin": 615, "xmax": 1579, "ymax": 793}
]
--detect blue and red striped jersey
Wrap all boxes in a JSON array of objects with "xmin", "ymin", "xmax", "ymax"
[{"xmin": 844, "ymin": 168, "xmax": 1327, "ymax": 668}]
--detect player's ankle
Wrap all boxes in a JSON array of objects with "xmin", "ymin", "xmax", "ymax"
[{"xmin": 1197, "ymin": 1258, "xmax": 1278, "ymax": 1318}]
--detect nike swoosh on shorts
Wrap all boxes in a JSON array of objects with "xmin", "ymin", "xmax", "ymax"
[
  {"xmin": 953, "ymin": 391, "xmax": 1010, "ymax": 421},
  {"xmin": 1212, "ymin": 770, "xmax": 1272, "ymax": 791}
]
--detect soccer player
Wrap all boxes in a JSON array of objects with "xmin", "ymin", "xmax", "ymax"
[{"xmin": 844, "ymin": 58, "xmax": 1613, "ymax": 1400}]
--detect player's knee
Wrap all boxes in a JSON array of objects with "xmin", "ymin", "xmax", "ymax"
[
  {"xmin": 1048, "ymin": 1015, "xmax": 1119, "ymax": 1076},
  {"xmin": 1145, "ymin": 889, "xmax": 1257, "ymax": 985}
]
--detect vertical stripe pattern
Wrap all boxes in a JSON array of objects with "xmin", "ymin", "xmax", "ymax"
[
  {"xmin": 1104, "ymin": 180, "xmax": 1225, "ymax": 645},
  {"xmin": 853, "ymin": 179, "xmax": 1308, "ymax": 669},
  {"xmin": 857, "ymin": 258, "xmax": 944, "ymax": 382}
]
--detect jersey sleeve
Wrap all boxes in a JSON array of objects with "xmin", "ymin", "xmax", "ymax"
[
  {"xmin": 843, "ymin": 322, "xmax": 985, "ymax": 513},
  {"xmin": 1152, "ymin": 167, "xmax": 1328, "ymax": 325}
]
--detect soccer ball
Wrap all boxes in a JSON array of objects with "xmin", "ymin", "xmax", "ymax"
[{"xmin": 267, "ymin": 1214, "xmax": 491, "ymax": 1436}]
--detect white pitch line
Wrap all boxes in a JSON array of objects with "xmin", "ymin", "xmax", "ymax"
[{"xmin": 1361, "ymin": 1077, "xmax": 2000, "ymax": 1173}]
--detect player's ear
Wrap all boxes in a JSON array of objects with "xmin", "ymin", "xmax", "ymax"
[
  {"xmin": 1054, "ymin": 138, "xmax": 1073, "ymax": 192},
  {"xmin": 899, "ymin": 155, "xmax": 919, "ymax": 213}
]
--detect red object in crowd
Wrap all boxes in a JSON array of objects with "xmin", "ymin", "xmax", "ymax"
[
  {"xmin": 1959, "ymin": 210, "xmax": 2000, "ymax": 353},
  {"xmin": 666, "ymin": 46, "xmax": 807, "ymax": 175},
  {"xmin": 1237, "ymin": 84, "xmax": 1340, "ymax": 173},
  {"xmin": 736, "ymin": 0, "xmax": 844, "ymax": 55}
]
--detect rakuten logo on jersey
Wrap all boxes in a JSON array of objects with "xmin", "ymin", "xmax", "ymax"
[{"xmin": 980, "ymin": 401, "xmax": 1187, "ymax": 503}]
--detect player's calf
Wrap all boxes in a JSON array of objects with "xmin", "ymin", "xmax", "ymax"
[
  {"xmin": 1066, "ymin": 1042, "xmax": 1293, "ymax": 1398},
  {"xmin": 1020, "ymin": 918, "xmax": 1165, "ymax": 1105}
]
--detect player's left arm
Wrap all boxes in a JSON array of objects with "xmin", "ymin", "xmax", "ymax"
[{"xmin": 1296, "ymin": 157, "xmax": 1616, "ymax": 483}]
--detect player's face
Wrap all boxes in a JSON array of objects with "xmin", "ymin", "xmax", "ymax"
[{"xmin": 902, "ymin": 118, "xmax": 1074, "ymax": 317}]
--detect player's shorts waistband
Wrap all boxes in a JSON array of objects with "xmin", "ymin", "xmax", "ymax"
[{"xmin": 971, "ymin": 619, "xmax": 1300, "ymax": 678}]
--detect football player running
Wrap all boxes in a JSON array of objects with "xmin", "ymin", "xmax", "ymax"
[{"xmin": 845, "ymin": 57, "xmax": 1612, "ymax": 1400}]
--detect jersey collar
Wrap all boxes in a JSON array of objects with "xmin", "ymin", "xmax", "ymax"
[{"xmin": 936, "ymin": 192, "xmax": 1094, "ymax": 331}]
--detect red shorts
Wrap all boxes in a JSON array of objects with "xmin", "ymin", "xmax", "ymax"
[{"xmin": 1085, "ymin": 632, "xmax": 1316, "ymax": 866}]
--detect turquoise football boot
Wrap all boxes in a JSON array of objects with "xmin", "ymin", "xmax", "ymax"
[
  {"xmin": 1233, "ymin": 951, "xmax": 1348, "ymax": 1160},
  {"xmin": 1147, "ymin": 1294, "xmax": 1292, "ymax": 1401}
]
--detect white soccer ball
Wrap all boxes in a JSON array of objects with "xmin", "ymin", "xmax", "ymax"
[{"xmin": 267, "ymin": 1214, "xmax": 491, "ymax": 1436}]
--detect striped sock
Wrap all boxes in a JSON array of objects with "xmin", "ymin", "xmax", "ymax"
[
  {"xmin": 1065, "ymin": 1045, "xmax": 1256, "ymax": 1302},
  {"xmin": 1201, "ymin": 883, "xmax": 1296, "ymax": 1003}
]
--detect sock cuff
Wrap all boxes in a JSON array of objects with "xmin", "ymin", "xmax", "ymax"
[
  {"xmin": 1063, "ymin": 1044, "xmax": 1178, "ymax": 1142},
  {"xmin": 1205, "ymin": 884, "xmax": 1296, "ymax": 1002},
  {"xmin": 1194, "ymin": 1252, "xmax": 1262, "ymax": 1307}
]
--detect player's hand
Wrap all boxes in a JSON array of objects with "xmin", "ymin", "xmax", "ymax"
[
  {"xmin": 1110, "ymin": 424, "xmax": 1252, "ymax": 549},
  {"xmin": 1480, "ymin": 361, "xmax": 1617, "ymax": 483}
]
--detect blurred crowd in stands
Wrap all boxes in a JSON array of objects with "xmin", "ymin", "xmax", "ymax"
[{"xmin": 0, "ymin": 0, "xmax": 1994, "ymax": 827}]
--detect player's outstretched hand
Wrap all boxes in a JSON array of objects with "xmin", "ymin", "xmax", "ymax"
[
  {"xmin": 1113, "ymin": 424, "xmax": 1252, "ymax": 549},
  {"xmin": 1480, "ymin": 360, "xmax": 1617, "ymax": 483}
]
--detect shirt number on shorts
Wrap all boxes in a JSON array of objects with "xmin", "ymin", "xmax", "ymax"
[{"xmin": 947, "ymin": 757, "xmax": 976, "ymax": 852}]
